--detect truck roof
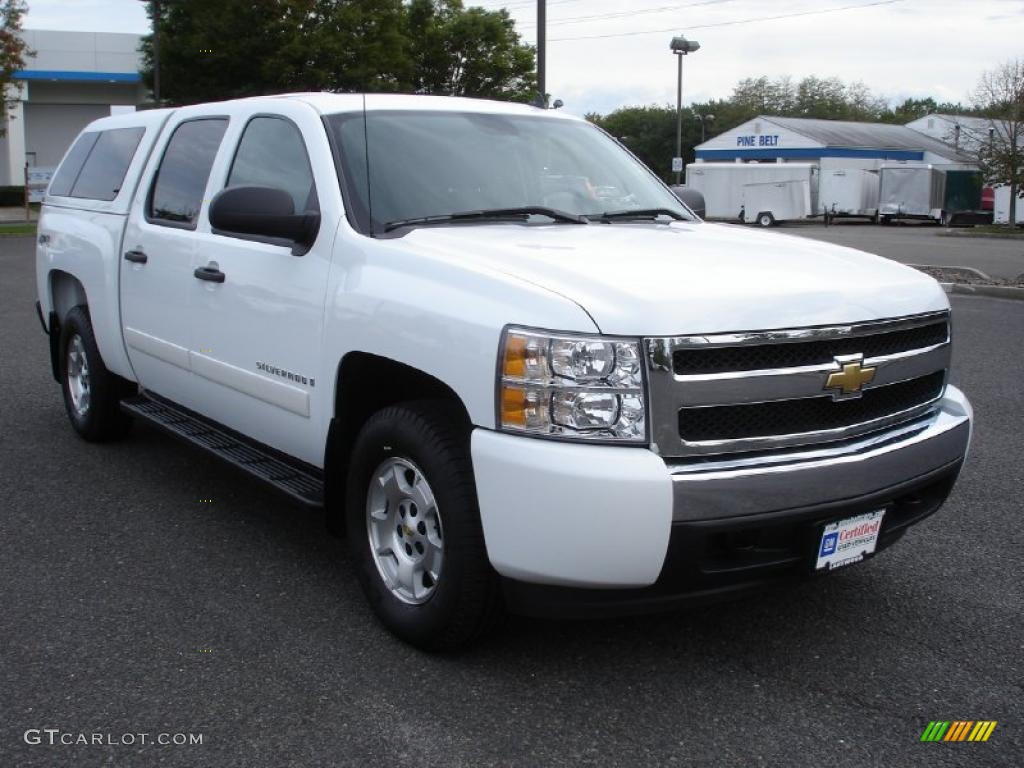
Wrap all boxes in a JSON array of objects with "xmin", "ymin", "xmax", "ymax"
[
  {"xmin": 82, "ymin": 93, "xmax": 576, "ymax": 136},
  {"xmin": 78, "ymin": 106, "xmax": 176, "ymax": 134},
  {"xmin": 283, "ymin": 92, "xmax": 575, "ymax": 119}
]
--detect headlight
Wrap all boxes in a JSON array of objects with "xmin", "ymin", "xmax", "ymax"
[{"xmin": 497, "ymin": 328, "xmax": 647, "ymax": 443}]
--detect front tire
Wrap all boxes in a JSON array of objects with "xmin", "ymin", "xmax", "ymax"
[
  {"xmin": 345, "ymin": 402, "xmax": 500, "ymax": 651},
  {"xmin": 59, "ymin": 306, "xmax": 134, "ymax": 442}
]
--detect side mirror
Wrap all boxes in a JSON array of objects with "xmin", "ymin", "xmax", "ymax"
[
  {"xmin": 209, "ymin": 185, "xmax": 320, "ymax": 255},
  {"xmin": 670, "ymin": 185, "xmax": 705, "ymax": 219}
]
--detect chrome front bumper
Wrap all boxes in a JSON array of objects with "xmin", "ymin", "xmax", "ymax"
[{"xmin": 669, "ymin": 385, "xmax": 971, "ymax": 521}]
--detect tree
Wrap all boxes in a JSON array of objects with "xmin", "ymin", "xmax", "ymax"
[
  {"xmin": 970, "ymin": 59, "xmax": 1024, "ymax": 225},
  {"xmin": 723, "ymin": 76, "xmax": 888, "ymax": 123},
  {"xmin": 880, "ymin": 96, "xmax": 979, "ymax": 125},
  {"xmin": 405, "ymin": 0, "xmax": 535, "ymax": 101},
  {"xmin": 731, "ymin": 76, "xmax": 796, "ymax": 116},
  {"xmin": 275, "ymin": 0, "xmax": 410, "ymax": 93},
  {"xmin": 588, "ymin": 105, "xmax": 700, "ymax": 183},
  {"xmin": 0, "ymin": 0, "xmax": 31, "ymax": 137},
  {"xmin": 138, "ymin": 0, "xmax": 535, "ymax": 105},
  {"xmin": 139, "ymin": 0, "xmax": 305, "ymax": 104}
]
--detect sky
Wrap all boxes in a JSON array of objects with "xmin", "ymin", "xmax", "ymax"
[{"xmin": 23, "ymin": 0, "xmax": 1024, "ymax": 117}]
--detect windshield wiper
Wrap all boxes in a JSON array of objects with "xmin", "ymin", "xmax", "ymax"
[
  {"xmin": 591, "ymin": 208, "xmax": 688, "ymax": 223},
  {"xmin": 384, "ymin": 206, "xmax": 588, "ymax": 232}
]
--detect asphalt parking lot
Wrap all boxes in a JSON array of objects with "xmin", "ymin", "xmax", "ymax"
[
  {"xmin": 773, "ymin": 220, "xmax": 1024, "ymax": 281},
  {"xmin": 1, "ymin": 234, "xmax": 1021, "ymax": 767}
]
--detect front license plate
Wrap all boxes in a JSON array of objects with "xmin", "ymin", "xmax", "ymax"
[{"xmin": 815, "ymin": 509, "xmax": 885, "ymax": 571}]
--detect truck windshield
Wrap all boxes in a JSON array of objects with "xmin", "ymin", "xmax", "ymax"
[{"xmin": 325, "ymin": 110, "xmax": 693, "ymax": 235}]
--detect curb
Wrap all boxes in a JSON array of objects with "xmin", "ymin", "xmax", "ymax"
[
  {"xmin": 908, "ymin": 263, "xmax": 992, "ymax": 280},
  {"xmin": 937, "ymin": 230, "xmax": 1024, "ymax": 241},
  {"xmin": 940, "ymin": 282, "xmax": 1024, "ymax": 301}
]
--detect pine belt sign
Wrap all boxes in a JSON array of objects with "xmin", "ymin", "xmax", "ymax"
[{"xmin": 737, "ymin": 134, "xmax": 781, "ymax": 147}]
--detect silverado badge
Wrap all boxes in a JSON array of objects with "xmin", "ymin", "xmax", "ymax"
[{"xmin": 825, "ymin": 355, "xmax": 876, "ymax": 400}]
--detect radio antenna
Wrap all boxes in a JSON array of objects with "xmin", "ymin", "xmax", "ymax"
[{"xmin": 362, "ymin": 93, "xmax": 374, "ymax": 235}]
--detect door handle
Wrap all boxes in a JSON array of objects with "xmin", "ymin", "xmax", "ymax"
[
  {"xmin": 124, "ymin": 249, "xmax": 147, "ymax": 264},
  {"xmin": 193, "ymin": 265, "xmax": 225, "ymax": 283}
]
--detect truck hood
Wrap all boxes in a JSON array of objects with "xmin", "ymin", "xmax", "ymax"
[{"xmin": 399, "ymin": 221, "xmax": 948, "ymax": 336}]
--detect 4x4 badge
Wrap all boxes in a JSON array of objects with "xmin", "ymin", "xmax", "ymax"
[{"xmin": 825, "ymin": 355, "xmax": 876, "ymax": 399}]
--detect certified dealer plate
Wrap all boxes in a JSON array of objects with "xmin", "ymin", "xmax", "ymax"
[{"xmin": 815, "ymin": 509, "xmax": 885, "ymax": 571}]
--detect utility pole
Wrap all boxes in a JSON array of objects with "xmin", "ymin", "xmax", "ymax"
[
  {"xmin": 536, "ymin": 0, "xmax": 546, "ymax": 108},
  {"xmin": 140, "ymin": 0, "xmax": 172, "ymax": 103},
  {"xmin": 152, "ymin": 0, "xmax": 161, "ymax": 103}
]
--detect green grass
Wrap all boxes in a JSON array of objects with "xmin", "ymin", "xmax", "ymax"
[
  {"xmin": 949, "ymin": 224, "xmax": 1024, "ymax": 238},
  {"xmin": 0, "ymin": 222, "xmax": 37, "ymax": 236}
]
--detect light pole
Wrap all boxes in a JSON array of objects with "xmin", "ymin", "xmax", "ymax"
[
  {"xmin": 670, "ymin": 35, "xmax": 700, "ymax": 185},
  {"xmin": 695, "ymin": 112, "xmax": 714, "ymax": 143}
]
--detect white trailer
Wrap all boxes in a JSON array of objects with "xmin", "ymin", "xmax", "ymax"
[
  {"xmin": 818, "ymin": 168, "xmax": 880, "ymax": 220},
  {"xmin": 686, "ymin": 162, "xmax": 818, "ymax": 221},
  {"xmin": 820, "ymin": 157, "xmax": 882, "ymax": 173},
  {"xmin": 877, "ymin": 164, "xmax": 944, "ymax": 222},
  {"xmin": 993, "ymin": 185, "xmax": 1024, "ymax": 225},
  {"xmin": 741, "ymin": 180, "xmax": 813, "ymax": 227}
]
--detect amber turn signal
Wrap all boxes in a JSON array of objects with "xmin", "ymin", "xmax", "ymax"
[
  {"xmin": 501, "ymin": 385, "xmax": 528, "ymax": 427},
  {"xmin": 502, "ymin": 334, "xmax": 528, "ymax": 378}
]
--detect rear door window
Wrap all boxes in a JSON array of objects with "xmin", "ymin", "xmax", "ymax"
[
  {"xmin": 69, "ymin": 127, "xmax": 146, "ymax": 201},
  {"xmin": 48, "ymin": 132, "xmax": 100, "ymax": 197},
  {"xmin": 148, "ymin": 118, "xmax": 229, "ymax": 228}
]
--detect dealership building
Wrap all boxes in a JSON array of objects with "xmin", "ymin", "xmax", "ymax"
[
  {"xmin": 694, "ymin": 115, "xmax": 974, "ymax": 167},
  {"xmin": 0, "ymin": 29, "xmax": 146, "ymax": 187}
]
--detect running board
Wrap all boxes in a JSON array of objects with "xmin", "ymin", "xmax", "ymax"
[{"xmin": 121, "ymin": 393, "xmax": 324, "ymax": 508}]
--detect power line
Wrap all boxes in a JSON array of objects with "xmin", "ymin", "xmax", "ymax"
[
  {"xmin": 547, "ymin": 0, "xmax": 908, "ymax": 42},
  {"xmin": 517, "ymin": 0, "xmax": 742, "ymax": 29},
  {"xmin": 473, "ymin": 0, "xmax": 592, "ymax": 11}
]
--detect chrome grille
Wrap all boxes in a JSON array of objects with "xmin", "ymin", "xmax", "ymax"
[
  {"xmin": 678, "ymin": 371, "xmax": 945, "ymax": 442},
  {"xmin": 672, "ymin": 320, "xmax": 949, "ymax": 375},
  {"xmin": 647, "ymin": 311, "xmax": 951, "ymax": 457}
]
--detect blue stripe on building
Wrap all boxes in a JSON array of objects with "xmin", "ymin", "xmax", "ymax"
[
  {"xmin": 695, "ymin": 147, "xmax": 924, "ymax": 161},
  {"xmin": 15, "ymin": 70, "xmax": 141, "ymax": 83}
]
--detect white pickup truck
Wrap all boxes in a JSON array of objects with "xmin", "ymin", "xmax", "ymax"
[{"xmin": 36, "ymin": 94, "xmax": 972, "ymax": 650}]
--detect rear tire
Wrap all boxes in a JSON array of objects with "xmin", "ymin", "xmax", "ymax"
[
  {"xmin": 757, "ymin": 212, "xmax": 775, "ymax": 228},
  {"xmin": 345, "ymin": 401, "xmax": 501, "ymax": 651},
  {"xmin": 59, "ymin": 306, "xmax": 134, "ymax": 442}
]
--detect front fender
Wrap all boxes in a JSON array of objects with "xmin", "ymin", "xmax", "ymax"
[{"xmin": 321, "ymin": 234, "xmax": 598, "ymax": 428}]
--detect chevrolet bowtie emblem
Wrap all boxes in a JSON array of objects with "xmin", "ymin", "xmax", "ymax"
[{"xmin": 825, "ymin": 356, "xmax": 876, "ymax": 399}]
